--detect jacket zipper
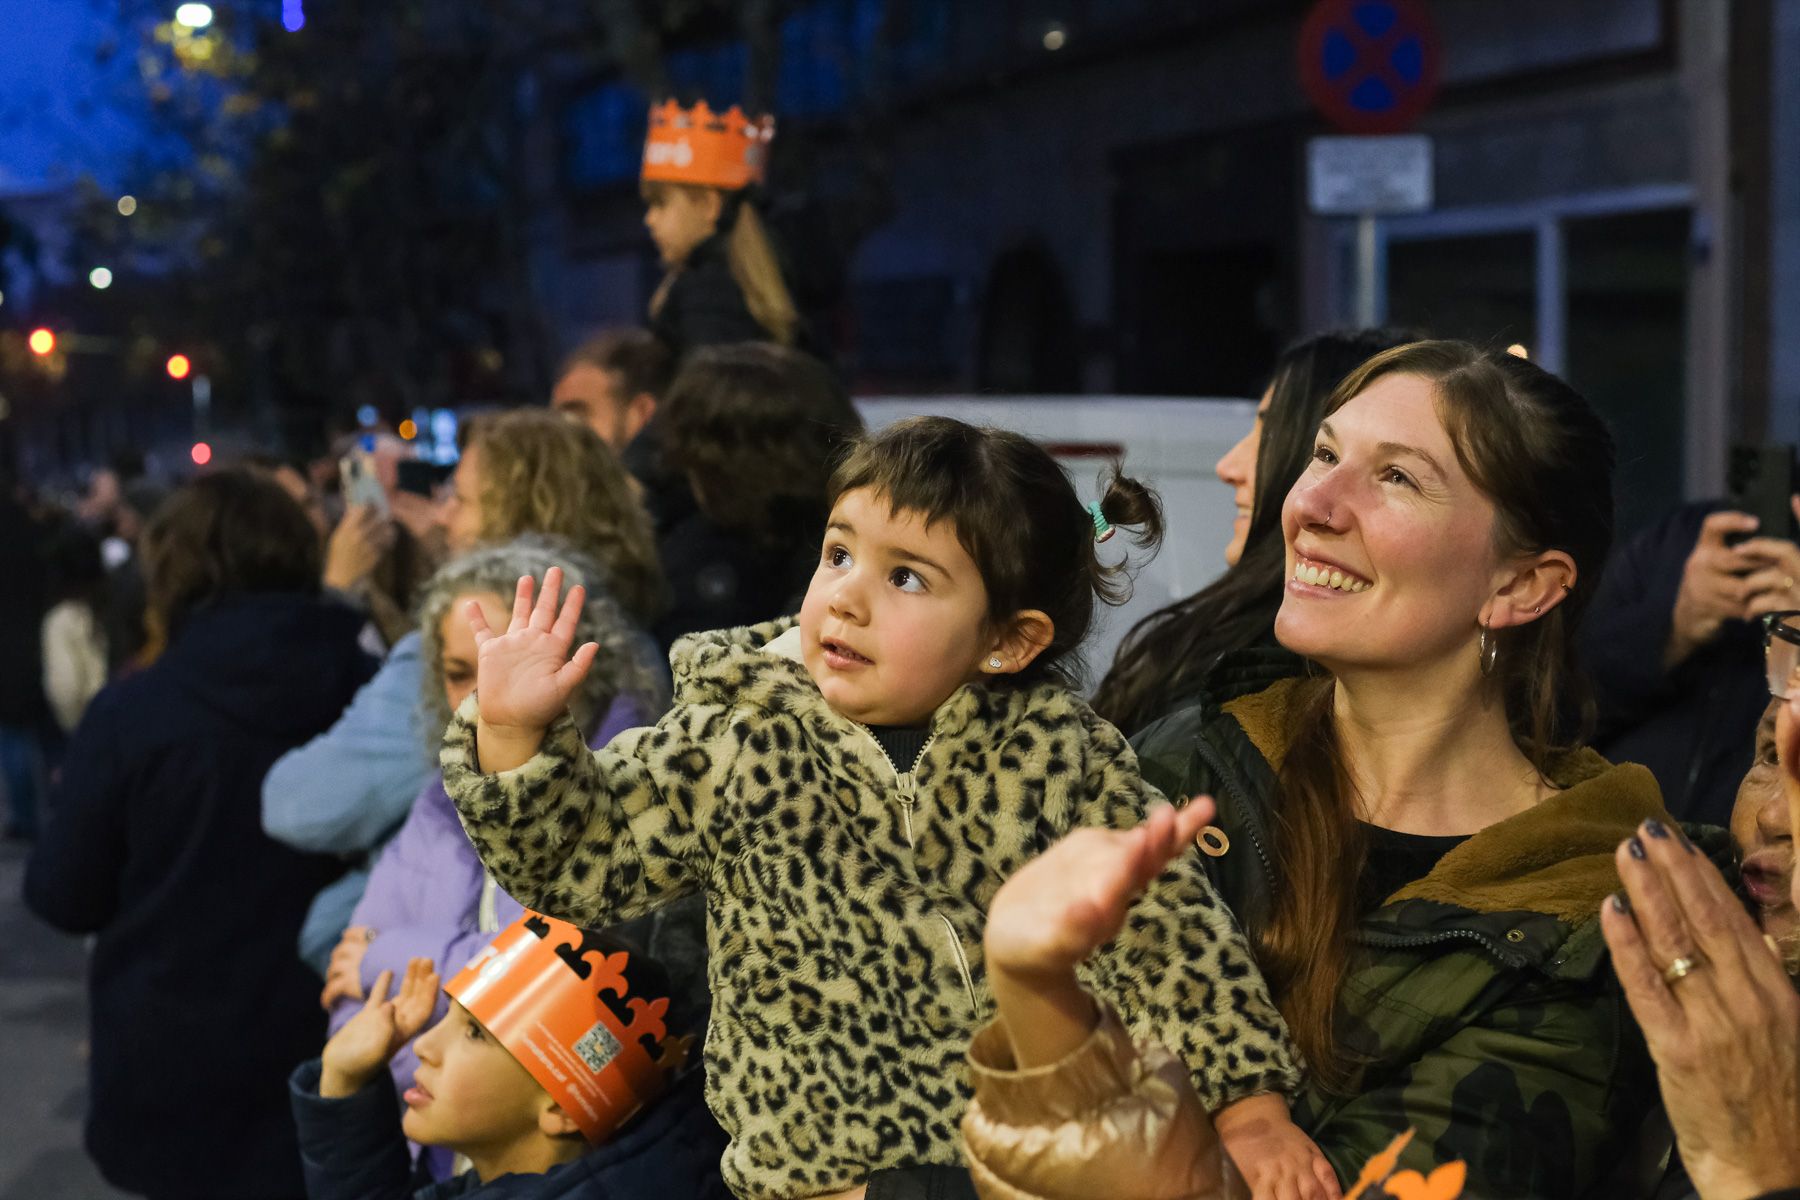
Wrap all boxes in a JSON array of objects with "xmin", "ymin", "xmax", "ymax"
[
  {"xmin": 1354, "ymin": 926, "xmax": 1528, "ymax": 969},
  {"xmin": 857, "ymin": 725, "xmax": 979, "ymax": 1012},
  {"xmin": 1192, "ymin": 736, "xmax": 1278, "ymax": 885},
  {"xmin": 859, "ymin": 725, "xmax": 936, "ymax": 849}
]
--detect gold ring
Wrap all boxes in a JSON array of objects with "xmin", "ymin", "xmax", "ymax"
[{"xmin": 1662, "ymin": 954, "xmax": 1702, "ymax": 985}]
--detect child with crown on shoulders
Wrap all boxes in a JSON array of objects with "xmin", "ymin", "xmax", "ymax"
[{"xmin": 640, "ymin": 97, "xmax": 803, "ymax": 359}]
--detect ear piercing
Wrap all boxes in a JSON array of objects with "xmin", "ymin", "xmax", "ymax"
[{"xmin": 988, "ymin": 657, "xmax": 1003, "ymax": 670}]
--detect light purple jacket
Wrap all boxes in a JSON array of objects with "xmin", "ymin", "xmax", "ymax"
[{"xmin": 329, "ymin": 693, "xmax": 651, "ymax": 1089}]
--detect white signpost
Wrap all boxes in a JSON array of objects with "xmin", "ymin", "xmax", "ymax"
[{"xmin": 1307, "ymin": 134, "xmax": 1435, "ymax": 326}]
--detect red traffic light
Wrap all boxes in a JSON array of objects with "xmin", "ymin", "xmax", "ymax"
[
  {"xmin": 190, "ymin": 442, "xmax": 213, "ymax": 466},
  {"xmin": 28, "ymin": 328, "xmax": 54, "ymax": 356},
  {"xmin": 166, "ymin": 353, "xmax": 192, "ymax": 379}
]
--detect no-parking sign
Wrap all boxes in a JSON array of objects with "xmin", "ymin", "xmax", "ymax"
[{"xmin": 1298, "ymin": 0, "xmax": 1442, "ymax": 134}]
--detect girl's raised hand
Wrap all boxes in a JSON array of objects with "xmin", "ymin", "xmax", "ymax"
[{"xmin": 468, "ymin": 567, "xmax": 599, "ymax": 766}]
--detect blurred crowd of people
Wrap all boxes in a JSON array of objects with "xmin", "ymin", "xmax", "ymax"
[{"xmin": 1, "ymin": 99, "xmax": 1796, "ymax": 1200}]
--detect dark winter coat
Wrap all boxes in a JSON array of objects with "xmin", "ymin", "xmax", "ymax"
[
  {"xmin": 649, "ymin": 232, "xmax": 771, "ymax": 362},
  {"xmin": 0, "ymin": 491, "xmax": 47, "ymax": 725},
  {"xmin": 1580, "ymin": 500, "xmax": 1769, "ymax": 827},
  {"xmin": 1131, "ymin": 651, "xmax": 1695, "ymax": 1198},
  {"xmin": 287, "ymin": 1059, "xmax": 731, "ymax": 1200},
  {"xmin": 24, "ymin": 592, "xmax": 376, "ymax": 1200},
  {"xmin": 650, "ymin": 514, "xmax": 817, "ymax": 651}
]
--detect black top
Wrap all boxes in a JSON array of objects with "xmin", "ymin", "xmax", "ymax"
[
  {"xmin": 650, "ymin": 232, "xmax": 772, "ymax": 363},
  {"xmin": 867, "ymin": 724, "xmax": 931, "ymax": 774},
  {"xmin": 1358, "ymin": 822, "xmax": 1470, "ymax": 913}
]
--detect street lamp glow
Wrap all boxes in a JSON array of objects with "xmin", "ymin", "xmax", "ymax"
[
  {"xmin": 89, "ymin": 267, "xmax": 114, "ymax": 289},
  {"xmin": 117, "ymin": 195, "xmax": 138, "ymax": 216},
  {"xmin": 174, "ymin": 3, "xmax": 214, "ymax": 29},
  {"xmin": 28, "ymin": 329, "xmax": 54, "ymax": 356},
  {"xmin": 167, "ymin": 354, "xmax": 192, "ymax": 380}
]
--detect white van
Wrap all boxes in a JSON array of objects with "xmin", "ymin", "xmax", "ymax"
[{"xmin": 852, "ymin": 395, "xmax": 1257, "ymax": 695}]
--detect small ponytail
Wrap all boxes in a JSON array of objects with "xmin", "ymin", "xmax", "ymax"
[{"xmin": 1088, "ymin": 467, "xmax": 1165, "ymax": 606}]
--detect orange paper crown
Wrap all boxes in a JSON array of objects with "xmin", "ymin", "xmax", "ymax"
[
  {"xmin": 444, "ymin": 912, "xmax": 691, "ymax": 1144},
  {"xmin": 641, "ymin": 98, "xmax": 775, "ymax": 190}
]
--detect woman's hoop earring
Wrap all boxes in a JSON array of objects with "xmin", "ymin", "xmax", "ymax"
[{"xmin": 1479, "ymin": 620, "xmax": 1499, "ymax": 676}]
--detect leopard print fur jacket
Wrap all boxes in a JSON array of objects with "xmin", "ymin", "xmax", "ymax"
[{"xmin": 442, "ymin": 617, "xmax": 1299, "ymax": 1200}]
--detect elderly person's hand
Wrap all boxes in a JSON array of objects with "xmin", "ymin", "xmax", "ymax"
[{"xmin": 1601, "ymin": 804, "xmax": 1800, "ymax": 1199}]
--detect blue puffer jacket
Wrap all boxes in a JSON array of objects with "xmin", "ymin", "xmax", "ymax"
[{"xmin": 289, "ymin": 1059, "xmax": 730, "ymax": 1200}]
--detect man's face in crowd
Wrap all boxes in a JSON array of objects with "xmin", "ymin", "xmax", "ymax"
[
  {"xmin": 1735, "ymin": 699, "xmax": 1798, "ymax": 960},
  {"xmin": 551, "ymin": 364, "xmax": 652, "ymax": 453}
]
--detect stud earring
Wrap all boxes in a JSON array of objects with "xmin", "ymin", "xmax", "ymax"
[{"xmin": 987, "ymin": 657, "xmax": 1003, "ymax": 670}]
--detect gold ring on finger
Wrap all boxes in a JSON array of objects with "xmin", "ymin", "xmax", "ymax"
[{"xmin": 1662, "ymin": 954, "xmax": 1704, "ymax": 985}]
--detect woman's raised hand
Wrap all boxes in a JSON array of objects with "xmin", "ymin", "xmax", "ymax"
[
  {"xmin": 986, "ymin": 798, "xmax": 1217, "ymax": 981},
  {"xmin": 467, "ymin": 567, "xmax": 598, "ymax": 771}
]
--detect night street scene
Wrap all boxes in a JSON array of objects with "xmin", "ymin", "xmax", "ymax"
[{"xmin": 1, "ymin": 2, "xmax": 1799, "ymax": 1199}]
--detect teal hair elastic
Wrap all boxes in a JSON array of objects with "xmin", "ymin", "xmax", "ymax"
[{"xmin": 1087, "ymin": 501, "xmax": 1116, "ymax": 544}]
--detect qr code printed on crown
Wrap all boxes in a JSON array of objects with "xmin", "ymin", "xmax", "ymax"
[{"xmin": 573, "ymin": 1021, "xmax": 622, "ymax": 1073}]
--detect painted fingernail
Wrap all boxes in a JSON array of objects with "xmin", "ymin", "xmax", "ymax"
[
  {"xmin": 1610, "ymin": 891, "xmax": 1631, "ymax": 915},
  {"xmin": 1628, "ymin": 836, "xmax": 1647, "ymax": 860},
  {"xmin": 1677, "ymin": 827, "xmax": 1697, "ymax": 854},
  {"xmin": 1644, "ymin": 818, "xmax": 1670, "ymax": 840}
]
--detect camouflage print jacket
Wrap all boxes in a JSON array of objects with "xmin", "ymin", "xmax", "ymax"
[{"xmin": 1130, "ymin": 651, "xmax": 1724, "ymax": 1200}]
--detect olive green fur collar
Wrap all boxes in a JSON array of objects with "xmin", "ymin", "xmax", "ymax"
[{"xmin": 1222, "ymin": 677, "xmax": 1671, "ymax": 926}]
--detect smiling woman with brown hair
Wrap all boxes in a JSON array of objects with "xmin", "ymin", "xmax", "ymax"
[{"xmin": 959, "ymin": 341, "xmax": 1684, "ymax": 1200}]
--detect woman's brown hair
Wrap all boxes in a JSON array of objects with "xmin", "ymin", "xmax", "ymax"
[
  {"xmin": 827, "ymin": 416, "xmax": 1164, "ymax": 686},
  {"xmin": 1092, "ymin": 327, "xmax": 1421, "ymax": 733},
  {"xmin": 459, "ymin": 410, "xmax": 664, "ymax": 625},
  {"xmin": 140, "ymin": 468, "xmax": 324, "ymax": 642},
  {"xmin": 661, "ymin": 342, "xmax": 862, "ymax": 546},
  {"xmin": 1264, "ymin": 340, "xmax": 1615, "ymax": 1092}
]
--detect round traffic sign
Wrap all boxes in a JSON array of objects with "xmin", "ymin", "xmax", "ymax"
[{"xmin": 1298, "ymin": 0, "xmax": 1442, "ymax": 134}]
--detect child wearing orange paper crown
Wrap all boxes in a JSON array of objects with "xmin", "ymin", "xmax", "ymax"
[
  {"xmin": 289, "ymin": 913, "xmax": 728, "ymax": 1200},
  {"xmin": 640, "ymin": 98, "xmax": 801, "ymax": 359},
  {"xmin": 442, "ymin": 416, "xmax": 1327, "ymax": 1200}
]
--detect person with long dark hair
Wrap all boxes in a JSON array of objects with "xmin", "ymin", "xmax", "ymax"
[
  {"xmin": 959, "ymin": 342, "xmax": 1681, "ymax": 1198},
  {"xmin": 1092, "ymin": 328, "xmax": 1418, "ymax": 735}
]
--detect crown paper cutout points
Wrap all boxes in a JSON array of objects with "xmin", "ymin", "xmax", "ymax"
[
  {"xmin": 642, "ymin": 98, "xmax": 775, "ymax": 190},
  {"xmin": 445, "ymin": 912, "xmax": 689, "ymax": 1143}
]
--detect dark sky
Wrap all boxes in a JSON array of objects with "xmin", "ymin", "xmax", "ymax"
[{"xmin": 0, "ymin": 0, "xmax": 148, "ymax": 193}]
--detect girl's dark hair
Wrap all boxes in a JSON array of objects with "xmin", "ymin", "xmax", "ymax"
[
  {"xmin": 140, "ymin": 468, "xmax": 324, "ymax": 638},
  {"xmin": 1264, "ymin": 340, "xmax": 1616, "ymax": 1092},
  {"xmin": 827, "ymin": 416, "xmax": 1163, "ymax": 686},
  {"xmin": 662, "ymin": 342, "xmax": 863, "ymax": 546},
  {"xmin": 1093, "ymin": 328, "xmax": 1421, "ymax": 733}
]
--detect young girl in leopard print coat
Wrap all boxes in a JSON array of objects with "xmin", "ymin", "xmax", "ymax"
[{"xmin": 441, "ymin": 417, "xmax": 1313, "ymax": 1200}]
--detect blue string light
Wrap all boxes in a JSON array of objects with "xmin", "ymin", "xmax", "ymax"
[{"xmin": 282, "ymin": 0, "xmax": 305, "ymax": 32}]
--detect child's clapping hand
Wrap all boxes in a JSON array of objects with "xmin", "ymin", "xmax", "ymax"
[
  {"xmin": 467, "ymin": 566, "xmax": 600, "ymax": 772},
  {"xmin": 319, "ymin": 958, "xmax": 440, "ymax": 1099}
]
